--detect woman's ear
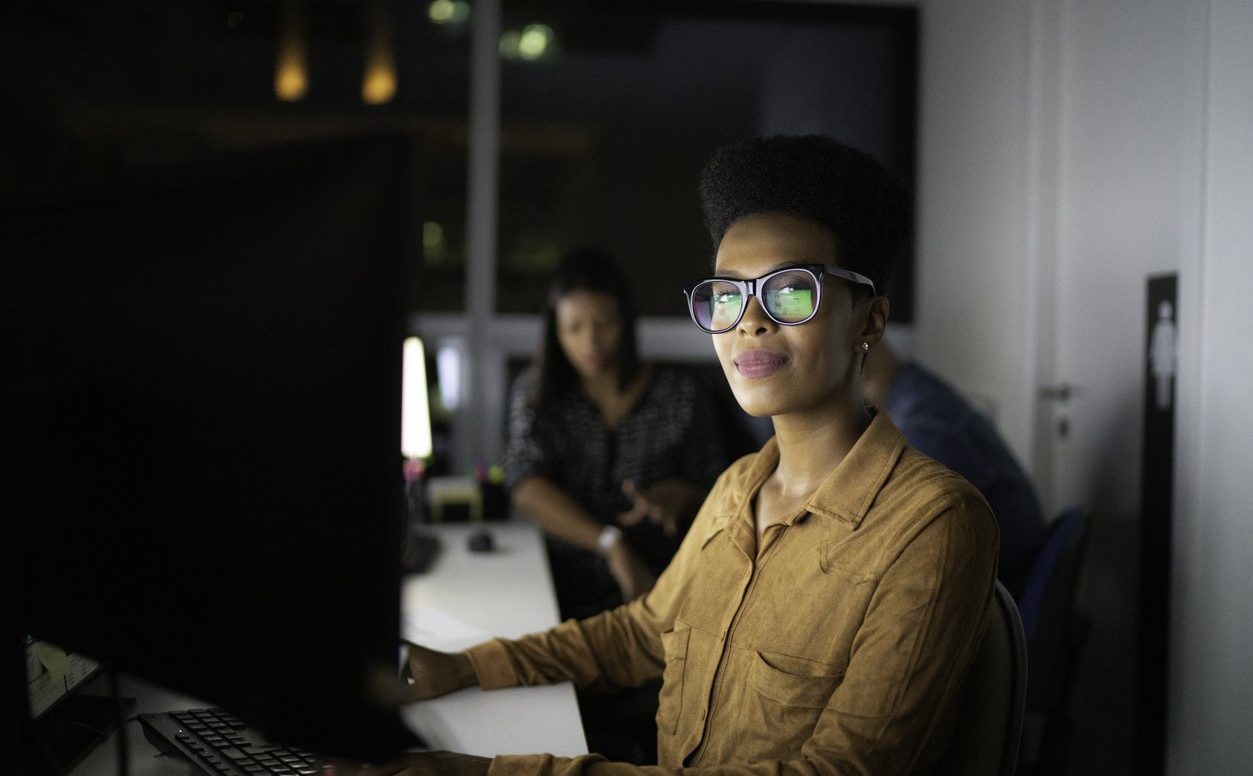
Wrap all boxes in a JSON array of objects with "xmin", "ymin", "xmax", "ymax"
[{"xmin": 859, "ymin": 296, "xmax": 890, "ymax": 345}]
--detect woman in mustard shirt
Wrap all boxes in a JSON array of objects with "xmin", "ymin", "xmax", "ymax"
[{"xmin": 384, "ymin": 135, "xmax": 999, "ymax": 776}]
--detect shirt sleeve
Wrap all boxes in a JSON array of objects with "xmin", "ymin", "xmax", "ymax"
[
  {"xmin": 477, "ymin": 491, "xmax": 999, "ymax": 776},
  {"xmin": 810, "ymin": 490, "xmax": 998, "ymax": 773},
  {"xmin": 503, "ymin": 369, "xmax": 550, "ymax": 490},
  {"xmin": 464, "ymin": 467, "xmax": 733, "ymax": 692}
]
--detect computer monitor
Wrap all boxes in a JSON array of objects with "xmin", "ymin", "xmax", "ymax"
[{"xmin": 2, "ymin": 135, "xmax": 422, "ymax": 768}]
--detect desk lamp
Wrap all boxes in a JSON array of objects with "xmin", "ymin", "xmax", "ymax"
[{"xmin": 401, "ymin": 336, "xmax": 435, "ymax": 563}]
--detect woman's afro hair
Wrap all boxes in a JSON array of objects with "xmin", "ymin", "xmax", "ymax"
[{"xmin": 698, "ymin": 135, "xmax": 911, "ymax": 293}]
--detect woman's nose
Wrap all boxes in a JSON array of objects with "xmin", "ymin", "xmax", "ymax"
[
  {"xmin": 585, "ymin": 325, "xmax": 604, "ymax": 346},
  {"xmin": 737, "ymin": 294, "xmax": 774, "ymax": 334}
]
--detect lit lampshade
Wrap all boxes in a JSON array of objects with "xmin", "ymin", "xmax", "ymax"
[{"xmin": 401, "ymin": 337, "xmax": 434, "ymax": 459}]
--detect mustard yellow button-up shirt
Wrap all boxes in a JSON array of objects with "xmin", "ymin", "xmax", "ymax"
[{"xmin": 468, "ymin": 412, "xmax": 999, "ymax": 776}]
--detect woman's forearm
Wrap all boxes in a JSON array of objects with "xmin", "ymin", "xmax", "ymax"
[{"xmin": 510, "ymin": 476, "xmax": 605, "ymax": 551}]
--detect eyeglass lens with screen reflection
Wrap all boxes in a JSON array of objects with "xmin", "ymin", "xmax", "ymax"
[{"xmin": 684, "ymin": 264, "xmax": 876, "ymax": 334}]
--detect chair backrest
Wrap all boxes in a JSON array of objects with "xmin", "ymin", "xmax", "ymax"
[
  {"xmin": 1016, "ymin": 506, "xmax": 1090, "ymax": 640},
  {"xmin": 1015, "ymin": 507, "xmax": 1091, "ymax": 772},
  {"xmin": 934, "ymin": 580, "xmax": 1028, "ymax": 776},
  {"xmin": 1017, "ymin": 507, "xmax": 1090, "ymax": 712}
]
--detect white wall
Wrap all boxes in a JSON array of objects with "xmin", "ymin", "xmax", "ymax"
[
  {"xmin": 914, "ymin": 0, "xmax": 1036, "ymax": 469},
  {"xmin": 917, "ymin": 0, "xmax": 1252, "ymax": 771},
  {"xmin": 916, "ymin": 0, "xmax": 1207, "ymax": 519},
  {"xmin": 1170, "ymin": 0, "xmax": 1253, "ymax": 770}
]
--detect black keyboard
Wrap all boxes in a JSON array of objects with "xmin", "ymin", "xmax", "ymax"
[
  {"xmin": 401, "ymin": 531, "xmax": 442, "ymax": 575},
  {"xmin": 139, "ymin": 708, "xmax": 328, "ymax": 776}
]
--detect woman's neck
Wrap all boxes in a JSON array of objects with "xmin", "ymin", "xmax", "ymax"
[
  {"xmin": 769, "ymin": 391, "xmax": 871, "ymax": 500},
  {"xmin": 579, "ymin": 367, "xmax": 622, "ymax": 403},
  {"xmin": 580, "ymin": 363, "xmax": 651, "ymax": 429}
]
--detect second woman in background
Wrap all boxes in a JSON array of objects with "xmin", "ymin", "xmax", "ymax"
[{"xmin": 504, "ymin": 247, "xmax": 736, "ymax": 622}]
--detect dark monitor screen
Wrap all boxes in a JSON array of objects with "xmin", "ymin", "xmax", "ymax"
[{"xmin": 2, "ymin": 135, "xmax": 420, "ymax": 764}]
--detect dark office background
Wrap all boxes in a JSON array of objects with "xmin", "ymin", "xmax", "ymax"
[{"xmin": 1, "ymin": 0, "xmax": 917, "ymax": 322}]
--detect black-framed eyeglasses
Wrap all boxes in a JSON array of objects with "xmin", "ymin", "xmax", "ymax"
[{"xmin": 682, "ymin": 264, "xmax": 876, "ymax": 334}]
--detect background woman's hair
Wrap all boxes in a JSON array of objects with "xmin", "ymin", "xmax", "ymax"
[
  {"xmin": 532, "ymin": 247, "xmax": 642, "ymax": 408},
  {"xmin": 698, "ymin": 134, "xmax": 912, "ymax": 295}
]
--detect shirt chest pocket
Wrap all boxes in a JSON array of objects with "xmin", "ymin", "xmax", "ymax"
[
  {"xmin": 748, "ymin": 651, "xmax": 845, "ymax": 708},
  {"xmin": 738, "ymin": 650, "xmax": 845, "ymax": 754}
]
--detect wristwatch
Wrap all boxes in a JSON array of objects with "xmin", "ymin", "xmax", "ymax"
[{"xmin": 597, "ymin": 525, "xmax": 623, "ymax": 556}]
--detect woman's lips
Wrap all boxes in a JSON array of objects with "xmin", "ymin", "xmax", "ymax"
[
  {"xmin": 578, "ymin": 352, "xmax": 612, "ymax": 371},
  {"xmin": 734, "ymin": 349, "xmax": 789, "ymax": 378}
]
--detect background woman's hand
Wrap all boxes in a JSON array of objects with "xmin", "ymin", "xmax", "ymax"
[
  {"xmin": 618, "ymin": 478, "xmax": 703, "ymax": 537},
  {"xmin": 401, "ymin": 643, "xmax": 478, "ymax": 701},
  {"xmin": 604, "ymin": 541, "xmax": 657, "ymax": 602}
]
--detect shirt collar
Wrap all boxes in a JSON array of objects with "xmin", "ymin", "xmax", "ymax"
[
  {"xmin": 702, "ymin": 439, "xmax": 777, "ymax": 546},
  {"xmin": 702, "ymin": 411, "xmax": 907, "ymax": 545},
  {"xmin": 803, "ymin": 411, "xmax": 906, "ymax": 529}
]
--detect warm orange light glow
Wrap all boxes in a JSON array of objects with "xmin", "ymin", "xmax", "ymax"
[
  {"xmin": 275, "ymin": 3, "xmax": 308, "ymax": 102},
  {"xmin": 275, "ymin": 58, "xmax": 308, "ymax": 102},
  {"xmin": 362, "ymin": 58, "xmax": 396, "ymax": 104},
  {"xmin": 362, "ymin": 0, "xmax": 397, "ymax": 105}
]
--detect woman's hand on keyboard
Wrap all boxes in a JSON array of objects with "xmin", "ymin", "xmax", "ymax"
[
  {"xmin": 328, "ymin": 751, "xmax": 490, "ymax": 776},
  {"xmin": 401, "ymin": 642, "xmax": 478, "ymax": 701}
]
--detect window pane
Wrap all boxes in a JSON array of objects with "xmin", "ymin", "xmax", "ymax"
[
  {"xmin": 495, "ymin": 1, "xmax": 917, "ymax": 319},
  {"xmin": 404, "ymin": 2, "xmax": 473, "ymax": 314}
]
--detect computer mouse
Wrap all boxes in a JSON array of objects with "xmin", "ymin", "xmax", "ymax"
[{"xmin": 467, "ymin": 528, "xmax": 495, "ymax": 553}]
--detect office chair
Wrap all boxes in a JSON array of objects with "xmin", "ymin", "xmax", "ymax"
[
  {"xmin": 1015, "ymin": 507, "xmax": 1091, "ymax": 774},
  {"xmin": 934, "ymin": 580, "xmax": 1027, "ymax": 776}
]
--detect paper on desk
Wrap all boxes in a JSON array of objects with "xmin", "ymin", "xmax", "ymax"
[
  {"xmin": 31, "ymin": 642, "xmax": 70, "ymax": 682},
  {"xmin": 403, "ymin": 605, "xmax": 490, "ymax": 651}
]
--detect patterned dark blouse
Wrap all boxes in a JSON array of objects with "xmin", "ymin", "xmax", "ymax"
[{"xmin": 504, "ymin": 364, "xmax": 735, "ymax": 619}]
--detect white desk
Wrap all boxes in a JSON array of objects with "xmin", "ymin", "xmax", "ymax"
[
  {"xmin": 68, "ymin": 520, "xmax": 586, "ymax": 775},
  {"xmin": 400, "ymin": 522, "xmax": 587, "ymax": 758}
]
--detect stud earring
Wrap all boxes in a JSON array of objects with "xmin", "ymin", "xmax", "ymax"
[{"xmin": 861, "ymin": 342, "xmax": 870, "ymax": 353}]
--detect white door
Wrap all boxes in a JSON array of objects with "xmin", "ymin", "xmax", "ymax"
[
  {"xmin": 1022, "ymin": 5, "xmax": 1205, "ymax": 775},
  {"xmin": 1027, "ymin": 0, "xmax": 1204, "ymax": 524}
]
